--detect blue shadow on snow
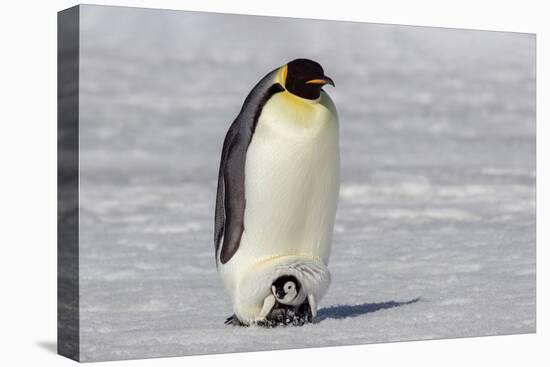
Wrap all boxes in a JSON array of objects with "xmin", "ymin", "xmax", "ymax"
[{"xmin": 316, "ymin": 297, "xmax": 421, "ymax": 322}]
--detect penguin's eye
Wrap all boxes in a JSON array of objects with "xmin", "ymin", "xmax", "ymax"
[{"xmin": 285, "ymin": 282, "xmax": 294, "ymax": 291}]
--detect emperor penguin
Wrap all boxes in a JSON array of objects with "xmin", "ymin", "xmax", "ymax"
[{"xmin": 214, "ymin": 58, "xmax": 340, "ymax": 325}]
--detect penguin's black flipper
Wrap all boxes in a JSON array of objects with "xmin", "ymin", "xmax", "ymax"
[{"xmin": 214, "ymin": 68, "xmax": 284, "ymax": 265}]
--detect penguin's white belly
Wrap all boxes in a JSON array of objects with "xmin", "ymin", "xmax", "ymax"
[{"xmin": 233, "ymin": 92, "xmax": 339, "ymax": 272}]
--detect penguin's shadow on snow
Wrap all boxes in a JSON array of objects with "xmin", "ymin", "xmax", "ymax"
[{"xmin": 316, "ymin": 297, "xmax": 421, "ymax": 322}]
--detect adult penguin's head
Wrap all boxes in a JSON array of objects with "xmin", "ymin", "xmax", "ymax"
[{"xmin": 281, "ymin": 58, "xmax": 335, "ymax": 100}]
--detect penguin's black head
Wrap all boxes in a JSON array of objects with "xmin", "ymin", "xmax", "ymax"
[
  {"xmin": 271, "ymin": 275, "xmax": 301, "ymax": 304},
  {"xmin": 283, "ymin": 58, "xmax": 335, "ymax": 100}
]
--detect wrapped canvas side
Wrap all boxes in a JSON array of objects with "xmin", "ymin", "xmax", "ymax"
[{"xmin": 57, "ymin": 5, "xmax": 80, "ymax": 362}]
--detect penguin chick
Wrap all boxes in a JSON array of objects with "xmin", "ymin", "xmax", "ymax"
[
  {"xmin": 273, "ymin": 275, "xmax": 318, "ymax": 319},
  {"xmin": 255, "ymin": 274, "xmax": 316, "ymax": 323}
]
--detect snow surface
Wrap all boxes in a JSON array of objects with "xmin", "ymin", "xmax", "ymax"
[{"xmin": 77, "ymin": 5, "xmax": 535, "ymax": 362}]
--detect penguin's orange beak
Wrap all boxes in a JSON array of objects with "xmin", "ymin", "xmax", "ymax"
[{"xmin": 305, "ymin": 76, "xmax": 335, "ymax": 87}]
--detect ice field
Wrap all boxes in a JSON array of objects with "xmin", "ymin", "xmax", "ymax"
[{"xmin": 76, "ymin": 5, "xmax": 535, "ymax": 361}]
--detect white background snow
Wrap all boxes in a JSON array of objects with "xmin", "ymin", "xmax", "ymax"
[{"xmin": 77, "ymin": 5, "xmax": 535, "ymax": 362}]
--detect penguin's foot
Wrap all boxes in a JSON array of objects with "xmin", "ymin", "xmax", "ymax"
[
  {"xmin": 258, "ymin": 301, "xmax": 314, "ymax": 328},
  {"xmin": 224, "ymin": 314, "xmax": 247, "ymax": 327}
]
